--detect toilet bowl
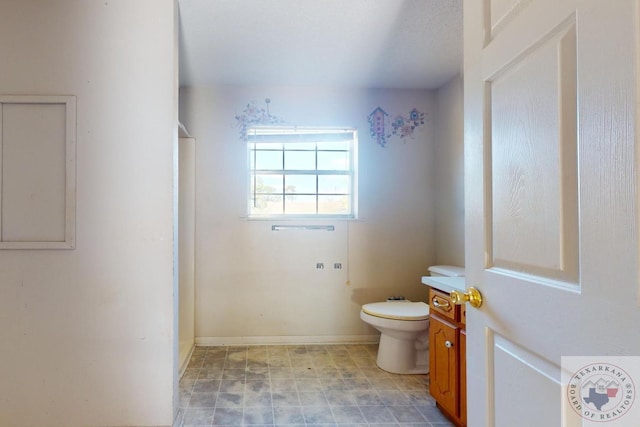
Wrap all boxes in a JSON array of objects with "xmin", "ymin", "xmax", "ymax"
[{"xmin": 360, "ymin": 301, "xmax": 430, "ymax": 374}]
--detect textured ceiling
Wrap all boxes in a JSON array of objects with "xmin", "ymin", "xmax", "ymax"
[{"xmin": 178, "ymin": 0, "xmax": 462, "ymax": 89}]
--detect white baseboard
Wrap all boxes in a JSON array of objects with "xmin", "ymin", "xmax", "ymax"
[
  {"xmin": 178, "ymin": 343, "xmax": 196, "ymax": 378},
  {"xmin": 195, "ymin": 334, "xmax": 379, "ymax": 347}
]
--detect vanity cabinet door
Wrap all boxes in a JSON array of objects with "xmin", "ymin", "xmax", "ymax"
[
  {"xmin": 459, "ymin": 329, "xmax": 467, "ymax": 426},
  {"xmin": 429, "ymin": 315, "xmax": 459, "ymax": 418}
]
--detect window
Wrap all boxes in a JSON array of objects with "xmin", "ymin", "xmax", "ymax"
[{"xmin": 247, "ymin": 127, "xmax": 357, "ymax": 218}]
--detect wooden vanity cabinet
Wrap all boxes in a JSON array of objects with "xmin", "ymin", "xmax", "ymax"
[
  {"xmin": 459, "ymin": 329, "xmax": 467, "ymax": 426},
  {"xmin": 428, "ymin": 287, "xmax": 466, "ymax": 426}
]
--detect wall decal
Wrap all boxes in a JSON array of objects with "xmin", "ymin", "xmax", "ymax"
[
  {"xmin": 235, "ymin": 98, "xmax": 285, "ymax": 140},
  {"xmin": 368, "ymin": 107, "xmax": 425, "ymax": 147},
  {"xmin": 368, "ymin": 107, "xmax": 389, "ymax": 147}
]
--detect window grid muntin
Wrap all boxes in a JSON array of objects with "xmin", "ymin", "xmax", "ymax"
[{"xmin": 248, "ymin": 130, "xmax": 354, "ymax": 217}]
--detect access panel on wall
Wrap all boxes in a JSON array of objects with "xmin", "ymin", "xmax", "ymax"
[{"xmin": 0, "ymin": 95, "xmax": 76, "ymax": 249}]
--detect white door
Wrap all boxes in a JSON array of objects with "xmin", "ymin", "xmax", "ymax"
[{"xmin": 464, "ymin": 0, "xmax": 640, "ymax": 426}]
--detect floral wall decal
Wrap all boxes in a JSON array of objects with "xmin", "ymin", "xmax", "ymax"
[
  {"xmin": 235, "ymin": 98, "xmax": 285, "ymax": 141},
  {"xmin": 368, "ymin": 107, "xmax": 426, "ymax": 147}
]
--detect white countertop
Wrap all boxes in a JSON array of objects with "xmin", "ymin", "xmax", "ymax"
[{"xmin": 421, "ymin": 275, "xmax": 466, "ymax": 294}]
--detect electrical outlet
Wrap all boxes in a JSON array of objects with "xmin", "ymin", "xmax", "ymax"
[
  {"xmin": 316, "ymin": 263, "xmax": 324, "ymax": 269},
  {"xmin": 334, "ymin": 263, "xmax": 342, "ymax": 269}
]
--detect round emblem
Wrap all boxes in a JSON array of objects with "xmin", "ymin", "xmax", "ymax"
[{"xmin": 567, "ymin": 362, "xmax": 636, "ymax": 422}]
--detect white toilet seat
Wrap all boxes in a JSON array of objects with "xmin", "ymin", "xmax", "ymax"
[{"xmin": 362, "ymin": 301, "xmax": 429, "ymax": 321}]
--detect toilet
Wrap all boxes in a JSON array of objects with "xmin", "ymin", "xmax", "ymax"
[
  {"xmin": 360, "ymin": 300, "xmax": 430, "ymax": 374},
  {"xmin": 360, "ymin": 265, "xmax": 465, "ymax": 375}
]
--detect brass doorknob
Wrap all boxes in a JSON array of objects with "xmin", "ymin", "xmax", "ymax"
[{"xmin": 450, "ymin": 287, "xmax": 483, "ymax": 308}]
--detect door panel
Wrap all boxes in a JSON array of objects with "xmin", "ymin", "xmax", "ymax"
[
  {"xmin": 489, "ymin": 0, "xmax": 533, "ymax": 41},
  {"xmin": 493, "ymin": 333, "xmax": 560, "ymax": 426},
  {"xmin": 464, "ymin": 0, "xmax": 640, "ymax": 425},
  {"xmin": 488, "ymin": 18, "xmax": 578, "ymax": 283}
]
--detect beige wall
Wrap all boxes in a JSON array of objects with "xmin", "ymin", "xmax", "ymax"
[
  {"xmin": 434, "ymin": 75, "xmax": 465, "ymax": 267},
  {"xmin": 0, "ymin": 1, "xmax": 177, "ymax": 426},
  {"xmin": 180, "ymin": 85, "xmax": 436, "ymax": 343}
]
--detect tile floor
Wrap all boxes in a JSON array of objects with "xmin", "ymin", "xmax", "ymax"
[{"xmin": 177, "ymin": 344, "xmax": 454, "ymax": 427}]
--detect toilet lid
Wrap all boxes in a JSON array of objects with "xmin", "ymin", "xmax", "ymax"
[{"xmin": 362, "ymin": 301, "xmax": 429, "ymax": 320}]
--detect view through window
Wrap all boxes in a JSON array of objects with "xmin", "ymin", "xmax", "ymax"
[{"xmin": 247, "ymin": 127, "xmax": 357, "ymax": 218}]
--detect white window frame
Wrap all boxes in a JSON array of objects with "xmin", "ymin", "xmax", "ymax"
[{"xmin": 247, "ymin": 126, "xmax": 357, "ymax": 219}]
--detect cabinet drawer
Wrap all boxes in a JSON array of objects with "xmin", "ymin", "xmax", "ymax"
[{"xmin": 429, "ymin": 288, "xmax": 458, "ymax": 321}]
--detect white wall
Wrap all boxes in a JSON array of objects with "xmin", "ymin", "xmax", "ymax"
[
  {"xmin": 0, "ymin": 1, "xmax": 177, "ymax": 426},
  {"xmin": 179, "ymin": 138, "xmax": 196, "ymax": 371},
  {"xmin": 180, "ymin": 85, "xmax": 436, "ymax": 343},
  {"xmin": 434, "ymin": 75, "xmax": 465, "ymax": 267}
]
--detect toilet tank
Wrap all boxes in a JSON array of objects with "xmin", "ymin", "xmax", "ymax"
[{"xmin": 428, "ymin": 265, "xmax": 465, "ymax": 277}]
